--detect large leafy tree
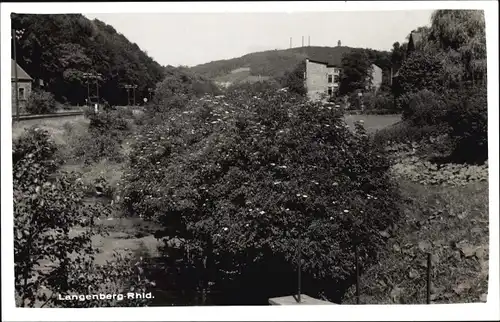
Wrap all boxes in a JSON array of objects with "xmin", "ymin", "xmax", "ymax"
[
  {"xmin": 281, "ymin": 61, "xmax": 306, "ymax": 96},
  {"xmin": 428, "ymin": 10, "xmax": 486, "ymax": 84},
  {"xmin": 11, "ymin": 14, "xmax": 165, "ymax": 105},
  {"xmin": 338, "ymin": 49, "xmax": 373, "ymax": 95},
  {"xmin": 122, "ymin": 89, "xmax": 400, "ymax": 304},
  {"xmin": 391, "ymin": 42, "xmax": 407, "ymax": 73}
]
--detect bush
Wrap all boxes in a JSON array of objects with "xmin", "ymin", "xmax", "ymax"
[
  {"xmin": 445, "ymin": 84, "xmax": 488, "ymax": 163},
  {"xmin": 13, "ymin": 127, "xmax": 154, "ymax": 307},
  {"xmin": 70, "ymin": 110, "xmax": 131, "ymax": 164},
  {"xmin": 362, "ymin": 92, "xmax": 395, "ymax": 112},
  {"xmin": 226, "ymin": 80, "xmax": 280, "ymax": 95},
  {"xmin": 373, "ymin": 121, "xmax": 448, "ymax": 147},
  {"xmin": 348, "ymin": 91, "xmax": 363, "ymax": 110},
  {"xmin": 403, "ymin": 89, "xmax": 448, "ymax": 127},
  {"xmin": 13, "ymin": 127, "xmax": 103, "ymax": 307},
  {"xmin": 25, "ymin": 89, "xmax": 57, "ymax": 114},
  {"xmin": 373, "ymin": 92, "xmax": 396, "ymax": 111},
  {"xmin": 280, "ymin": 61, "xmax": 306, "ymax": 96},
  {"xmin": 395, "ymin": 51, "xmax": 445, "ymax": 110},
  {"xmin": 122, "ymin": 91, "xmax": 401, "ymax": 304},
  {"xmin": 152, "ymin": 66, "xmax": 221, "ymax": 113}
]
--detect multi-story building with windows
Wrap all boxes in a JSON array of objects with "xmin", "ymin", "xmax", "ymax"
[{"xmin": 304, "ymin": 58, "xmax": 383, "ymax": 102}]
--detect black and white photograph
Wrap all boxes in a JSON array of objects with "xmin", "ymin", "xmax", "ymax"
[{"xmin": 1, "ymin": 1, "xmax": 498, "ymax": 321}]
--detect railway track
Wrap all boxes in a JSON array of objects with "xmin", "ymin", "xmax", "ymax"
[{"xmin": 12, "ymin": 111, "xmax": 84, "ymax": 121}]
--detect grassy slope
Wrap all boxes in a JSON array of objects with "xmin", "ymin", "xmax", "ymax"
[
  {"xmin": 343, "ymin": 180, "xmax": 488, "ymax": 304},
  {"xmin": 14, "ymin": 115, "xmax": 161, "ymax": 269},
  {"xmin": 11, "ymin": 116, "xmax": 88, "ymax": 143},
  {"xmin": 214, "ymin": 70, "xmax": 271, "ymax": 85},
  {"xmin": 191, "ymin": 46, "xmax": 355, "ymax": 80}
]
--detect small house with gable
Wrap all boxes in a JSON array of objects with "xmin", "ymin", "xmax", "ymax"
[{"xmin": 11, "ymin": 59, "xmax": 33, "ymax": 113}]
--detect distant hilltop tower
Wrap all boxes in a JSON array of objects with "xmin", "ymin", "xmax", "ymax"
[{"xmin": 337, "ymin": 40, "xmax": 342, "ymax": 47}]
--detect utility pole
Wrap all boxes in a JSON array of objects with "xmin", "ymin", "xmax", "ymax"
[
  {"xmin": 308, "ymin": 36, "xmax": 310, "ymax": 47},
  {"xmin": 124, "ymin": 84, "xmax": 138, "ymax": 106},
  {"xmin": 124, "ymin": 85, "xmax": 132, "ymax": 106},
  {"xmin": 302, "ymin": 36, "xmax": 304, "ymax": 47},
  {"xmin": 12, "ymin": 28, "xmax": 20, "ymax": 122},
  {"xmin": 83, "ymin": 72, "xmax": 102, "ymax": 108},
  {"xmin": 290, "ymin": 37, "xmax": 292, "ymax": 49},
  {"xmin": 148, "ymin": 88, "xmax": 153, "ymax": 101},
  {"xmin": 133, "ymin": 85, "xmax": 137, "ymax": 106}
]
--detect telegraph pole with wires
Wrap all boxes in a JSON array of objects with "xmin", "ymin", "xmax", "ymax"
[
  {"xmin": 148, "ymin": 88, "xmax": 154, "ymax": 101},
  {"xmin": 123, "ymin": 84, "xmax": 131, "ymax": 106},
  {"xmin": 133, "ymin": 85, "xmax": 137, "ymax": 106},
  {"xmin": 82, "ymin": 72, "xmax": 103, "ymax": 109},
  {"xmin": 123, "ymin": 84, "xmax": 138, "ymax": 106},
  {"xmin": 12, "ymin": 28, "xmax": 20, "ymax": 122}
]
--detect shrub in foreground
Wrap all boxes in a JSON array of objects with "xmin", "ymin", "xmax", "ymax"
[
  {"xmin": 123, "ymin": 91, "xmax": 401, "ymax": 304},
  {"xmin": 13, "ymin": 127, "xmax": 153, "ymax": 307},
  {"xmin": 70, "ymin": 110, "xmax": 131, "ymax": 164},
  {"xmin": 445, "ymin": 84, "xmax": 488, "ymax": 163},
  {"xmin": 403, "ymin": 89, "xmax": 448, "ymax": 127},
  {"xmin": 25, "ymin": 89, "xmax": 57, "ymax": 114},
  {"xmin": 13, "ymin": 127, "xmax": 102, "ymax": 307}
]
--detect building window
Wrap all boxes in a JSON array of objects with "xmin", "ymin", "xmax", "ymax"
[
  {"xmin": 327, "ymin": 75, "xmax": 333, "ymax": 83},
  {"xmin": 327, "ymin": 87, "xmax": 333, "ymax": 96},
  {"xmin": 18, "ymin": 87, "xmax": 25, "ymax": 100},
  {"xmin": 334, "ymin": 75, "xmax": 340, "ymax": 83}
]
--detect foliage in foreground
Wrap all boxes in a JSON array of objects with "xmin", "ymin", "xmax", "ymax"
[
  {"xmin": 13, "ymin": 127, "xmax": 152, "ymax": 307},
  {"xmin": 68, "ymin": 109, "xmax": 132, "ymax": 164},
  {"xmin": 122, "ymin": 90, "xmax": 401, "ymax": 304},
  {"xmin": 25, "ymin": 89, "xmax": 57, "ymax": 114}
]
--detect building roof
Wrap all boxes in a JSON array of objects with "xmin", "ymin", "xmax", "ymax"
[
  {"xmin": 11, "ymin": 59, "xmax": 32, "ymax": 81},
  {"xmin": 306, "ymin": 58, "xmax": 341, "ymax": 68}
]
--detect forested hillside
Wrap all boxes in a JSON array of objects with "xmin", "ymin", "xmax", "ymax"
[
  {"xmin": 190, "ymin": 46, "xmax": 392, "ymax": 81},
  {"xmin": 11, "ymin": 14, "xmax": 165, "ymax": 105}
]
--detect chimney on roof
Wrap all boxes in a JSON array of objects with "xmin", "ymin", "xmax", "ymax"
[{"xmin": 337, "ymin": 40, "xmax": 341, "ymax": 47}]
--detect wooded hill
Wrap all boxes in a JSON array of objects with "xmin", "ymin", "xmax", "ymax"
[
  {"xmin": 190, "ymin": 46, "xmax": 392, "ymax": 82},
  {"xmin": 11, "ymin": 14, "xmax": 165, "ymax": 106}
]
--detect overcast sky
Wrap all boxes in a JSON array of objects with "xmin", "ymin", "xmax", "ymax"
[{"xmin": 84, "ymin": 11, "xmax": 434, "ymax": 67}]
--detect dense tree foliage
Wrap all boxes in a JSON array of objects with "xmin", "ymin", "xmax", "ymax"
[
  {"xmin": 122, "ymin": 88, "xmax": 400, "ymax": 304},
  {"xmin": 280, "ymin": 61, "xmax": 307, "ymax": 96},
  {"xmin": 11, "ymin": 14, "xmax": 165, "ymax": 105},
  {"xmin": 394, "ymin": 51, "xmax": 445, "ymax": 111},
  {"xmin": 393, "ymin": 10, "xmax": 487, "ymax": 164},
  {"xmin": 391, "ymin": 41, "xmax": 408, "ymax": 72},
  {"xmin": 25, "ymin": 89, "xmax": 57, "ymax": 114},
  {"xmin": 13, "ymin": 128, "xmax": 101, "ymax": 307},
  {"xmin": 339, "ymin": 50, "xmax": 373, "ymax": 95},
  {"xmin": 429, "ymin": 10, "xmax": 487, "ymax": 84},
  {"xmin": 13, "ymin": 127, "xmax": 155, "ymax": 307},
  {"xmin": 150, "ymin": 66, "xmax": 221, "ymax": 115}
]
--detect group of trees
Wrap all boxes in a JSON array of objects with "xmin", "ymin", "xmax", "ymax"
[
  {"xmin": 11, "ymin": 14, "xmax": 165, "ymax": 106},
  {"xmin": 393, "ymin": 10, "xmax": 487, "ymax": 163},
  {"xmin": 121, "ymin": 82, "xmax": 401, "ymax": 304},
  {"xmin": 13, "ymin": 127, "xmax": 153, "ymax": 307}
]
